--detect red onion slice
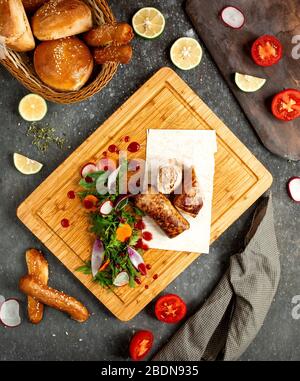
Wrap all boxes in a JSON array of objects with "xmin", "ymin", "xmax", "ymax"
[
  {"xmin": 287, "ymin": 177, "xmax": 300, "ymax": 203},
  {"xmin": 127, "ymin": 246, "xmax": 147, "ymax": 275},
  {"xmin": 91, "ymin": 239, "xmax": 105, "ymax": 277},
  {"xmin": 81, "ymin": 163, "xmax": 98, "ymax": 178},
  {"xmin": 0, "ymin": 299, "xmax": 21, "ymax": 327},
  {"xmin": 99, "ymin": 200, "xmax": 113, "ymax": 215},
  {"xmin": 113, "ymin": 271, "xmax": 129, "ymax": 287},
  {"xmin": 0, "ymin": 295, "xmax": 5, "ymax": 309},
  {"xmin": 114, "ymin": 194, "xmax": 131, "ymax": 210},
  {"xmin": 220, "ymin": 6, "xmax": 245, "ymax": 29}
]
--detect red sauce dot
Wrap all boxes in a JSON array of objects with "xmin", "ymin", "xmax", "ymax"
[
  {"xmin": 135, "ymin": 238, "xmax": 144, "ymax": 249},
  {"xmin": 135, "ymin": 277, "xmax": 141, "ymax": 285},
  {"xmin": 85, "ymin": 176, "xmax": 93, "ymax": 183},
  {"xmin": 134, "ymin": 220, "xmax": 146, "ymax": 230},
  {"xmin": 108, "ymin": 144, "xmax": 118, "ymax": 153},
  {"xmin": 153, "ymin": 274, "xmax": 158, "ymax": 280},
  {"xmin": 124, "ymin": 136, "xmax": 130, "ymax": 142},
  {"xmin": 145, "ymin": 285, "xmax": 149, "ymax": 289},
  {"xmin": 102, "ymin": 151, "xmax": 107, "ymax": 157},
  {"xmin": 104, "ymin": 166, "xmax": 109, "ymax": 171},
  {"xmin": 61, "ymin": 218, "xmax": 70, "ymax": 228},
  {"xmin": 142, "ymin": 231, "xmax": 153, "ymax": 241},
  {"xmin": 127, "ymin": 142, "xmax": 140, "ymax": 153},
  {"xmin": 146, "ymin": 264, "xmax": 151, "ymax": 270},
  {"xmin": 67, "ymin": 190, "xmax": 75, "ymax": 199},
  {"xmin": 142, "ymin": 243, "xmax": 149, "ymax": 251}
]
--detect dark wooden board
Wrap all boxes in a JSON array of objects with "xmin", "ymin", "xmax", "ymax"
[{"xmin": 186, "ymin": 0, "xmax": 300, "ymax": 161}]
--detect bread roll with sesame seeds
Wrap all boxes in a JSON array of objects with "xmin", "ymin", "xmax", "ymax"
[
  {"xmin": 22, "ymin": 0, "xmax": 47, "ymax": 13},
  {"xmin": 32, "ymin": 0, "xmax": 93, "ymax": 41},
  {"xmin": 0, "ymin": 0, "xmax": 35, "ymax": 52},
  {"xmin": 34, "ymin": 37, "xmax": 93, "ymax": 91},
  {"xmin": 19, "ymin": 275, "xmax": 90, "ymax": 323}
]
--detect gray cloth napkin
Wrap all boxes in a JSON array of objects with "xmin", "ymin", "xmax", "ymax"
[{"xmin": 153, "ymin": 195, "xmax": 281, "ymax": 361}]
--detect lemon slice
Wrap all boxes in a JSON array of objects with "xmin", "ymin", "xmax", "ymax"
[
  {"xmin": 13, "ymin": 153, "xmax": 43, "ymax": 175},
  {"xmin": 235, "ymin": 73, "xmax": 266, "ymax": 92},
  {"xmin": 18, "ymin": 94, "xmax": 47, "ymax": 122},
  {"xmin": 170, "ymin": 37, "xmax": 203, "ymax": 70},
  {"xmin": 132, "ymin": 7, "xmax": 165, "ymax": 39}
]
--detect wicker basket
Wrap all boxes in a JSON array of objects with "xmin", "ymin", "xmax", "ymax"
[{"xmin": 0, "ymin": 0, "xmax": 118, "ymax": 104}]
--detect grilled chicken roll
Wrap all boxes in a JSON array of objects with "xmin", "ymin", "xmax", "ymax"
[
  {"xmin": 135, "ymin": 186, "xmax": 190, "ymax": 238},
  {"xmin": 174, "ymin": 167, "xmax": 203, "ymax": 218}
]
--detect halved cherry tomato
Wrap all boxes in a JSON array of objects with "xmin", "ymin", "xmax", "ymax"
[
  {"xmin": 251, "ymin": 35, "xmax": 282, "ymax": 67},
  {"xmin": 272, "ymin": 89, "xmax": 300, "ymax": 121},
  {"xmin": 129, "ymin": 330, "xmax": 154, "ymax": 361},
  {"xmin": 155, "ymin": 294, "xmax": 187, "ymax": 324}
]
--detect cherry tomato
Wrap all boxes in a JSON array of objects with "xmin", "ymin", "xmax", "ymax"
[
  {"xmin": 129, "ymin": 330, "xmax": 154, "ymax": 361},
  {"xmin": 271, "ymin": 89, "xmax": 300, "ymax": 121},
  {"xmin": 155, "ymin": 294, "xmax": 187, "ymax": 324},
  {"xmin": 251, "ymin": 35, "xmax": 283, "ymax": 67}
]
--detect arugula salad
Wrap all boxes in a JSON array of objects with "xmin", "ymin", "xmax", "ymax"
[{"xmin": 77, "ymin": 162, "xmax": 149, "ymax": 288}]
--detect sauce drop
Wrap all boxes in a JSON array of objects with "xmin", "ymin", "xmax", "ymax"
[
  {"xmin": 102, "ymin": 151, "xmax": 107, "ymax": 157},
  {"xmin": 134, "ymin": 220, "xmax": 146, "ymax": 230},
  {"xmin": 108, "ymin": 144, "xmax": 118, "ymax": 153},
  {"xmin": 67, "ymin": 190, "xmax": 75, "ymax": 199},
  {"xmin": 142, "ymin": 231, "xmax": 153, "ymax": 241},
  {"xmin": 146, "ymin": 264, "xmax": 152, "ymax": 270},
  {"xmin": 61, "ymin": 218, "xmax": 70, "ymax": 228},
  {"xmin": 124, "ymin": 135, "xmax": 130, "ymax": 142},
  {"xmin": 135, "ymin": 277, "xmax": 141, "ymax": 285},
  {"xmin": 127, "ymin": 142, "xmax": 140, "ymax": 153},
  {"xmin": 153, "ymin": 274, "xmax": 158, "ymax": 280},
  {"xmin": 145, "ymin": 285, "xmax": 149, "ymax": 289}
]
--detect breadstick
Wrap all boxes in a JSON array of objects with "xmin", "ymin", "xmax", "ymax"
[
  {"xmin": 19, "ymin": 275, "xmax": 89, "ymax": 323},
  {"xmin": 83, "ymin": 23, "xmax": 134, "ymax": 47},
  {"xmin": 25, "ymin": 249, "xmax": 49, "ymax": 324},
  {"xmin": 94, "ymin": 44, "xmax": 133, "ymax": 64}
]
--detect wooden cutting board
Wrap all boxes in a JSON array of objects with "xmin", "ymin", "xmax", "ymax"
[
  {"xmin": 17, "ymin": 68, "xmax": 272, "ymax": 321},
  {"xmin": 186, "ymin": 0, "xmax": 300, "ymax": 161}
]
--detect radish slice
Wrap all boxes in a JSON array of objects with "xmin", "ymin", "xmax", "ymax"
[
  {"xmin": 0, "ymin": 295, "xmax": 5, "ymax": 309},
  {"xmin": 99, "ymin": 200, "xmax": 113, "ymax": 215},
  {"xmin": 0, "ymin": 299, "xmax": 21, "ymax": 327},
  {"xmin": 108, "ymin": 166, "xmax": 121, "ymax": 194},
  {"xmin": 114, "ymin": 194, "xmax": 131, "ymax": 210},
  {"xmin": 113, "ymin": 271, "xmax": 129, "ymax": 287},
  {"xmin": 287, "ymin": 177, "xmax": 300, "ymax": 203},
  {"xmin": 127, "ymin": 246, "xmax": 147, "ymax": 275},
  {"xmin": 91, "ymin": 238, "xmax": 105, "ymax": 277},
  {"xmin": 81, "ymin": 163, "xmax": 97, "ymax": 178},
  {"xmin": 220, "ymin": 6, "xmax": 245, "ymax": 29}
]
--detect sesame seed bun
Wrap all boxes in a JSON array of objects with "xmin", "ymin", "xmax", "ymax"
[
  {"xmin": 22, "ymin": 0, "xmax": 47, "ymax": 13},
  {"xmin": 34, "ymin": 37, "xmax": 94, "ymax": 91},
  {"xmin": 32, "ymin": 0, "xmax": 93, "ymax": 41}
]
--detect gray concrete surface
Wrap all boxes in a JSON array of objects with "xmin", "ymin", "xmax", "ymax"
[{"xmin": 0, "ymin": 0, "xmax": 299, "ymax": 361}]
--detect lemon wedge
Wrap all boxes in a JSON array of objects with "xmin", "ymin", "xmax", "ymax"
[
  {"xmin": 170, "ymin": 37, "xmax": 203, "ymax": 70},
  {"xmin": 235, "ymin": 73, "xmax": 266, "ymax": 92},
  {"xmin": 132, "ymin": 7, "xmax": 165, "ymax": 39},
  {"xmin": 13, "ymin": 153, "xmax": 43, "ymax": 175},
  {"xmin": 19, "ymin": 94, "xmax": 47, "ymax": 122}
]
